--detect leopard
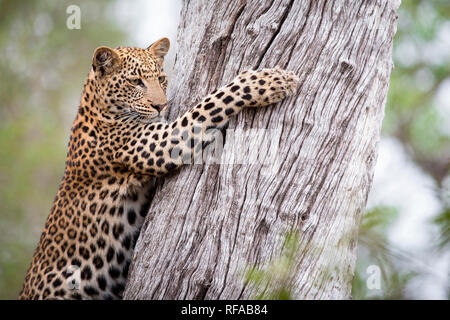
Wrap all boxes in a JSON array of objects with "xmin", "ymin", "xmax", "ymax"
[{"xmin": 18, "ymin": 37, "xmax": 299, "ymax": 299}]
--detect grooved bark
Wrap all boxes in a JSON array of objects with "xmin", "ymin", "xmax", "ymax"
[{"xmin": 124, "ymin": 0, "xmax": 400, "ymax": 300}]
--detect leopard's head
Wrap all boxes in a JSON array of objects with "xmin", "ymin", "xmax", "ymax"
[{"xmin": 91, "ymin": 38, "xmax": 170, "ymax": 123}]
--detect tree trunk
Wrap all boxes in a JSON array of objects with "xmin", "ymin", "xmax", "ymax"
[{"xmin": 124, "ymin": 0, "xmax": 400, "ymax": 300}]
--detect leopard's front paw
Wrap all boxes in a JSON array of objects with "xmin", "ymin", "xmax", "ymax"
[{"xmin": 236, "ymin": 67, "xmax": 299, "ymax": 107}]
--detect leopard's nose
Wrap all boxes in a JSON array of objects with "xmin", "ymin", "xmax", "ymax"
[
  {"xmin": 151, "ymin": 104, "xmax": 162, "ymax": 112},
  {"xmin": 152, "ymin": 103, "xmax": 167, "ymax": 112}
]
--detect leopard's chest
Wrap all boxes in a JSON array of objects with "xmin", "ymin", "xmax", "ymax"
[{"xmin": 79, "ymin": 177, "xmax": 154, "ymax": 299}]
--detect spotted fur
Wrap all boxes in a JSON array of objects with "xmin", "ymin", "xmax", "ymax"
[{"xmin": 19, "ymin": 38, "xmax": 299, "ymax": 300}]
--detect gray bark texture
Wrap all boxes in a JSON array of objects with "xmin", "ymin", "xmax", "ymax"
[{"xmin": 124, "ymin": 0, "xmax": 400, "ymax": 300}]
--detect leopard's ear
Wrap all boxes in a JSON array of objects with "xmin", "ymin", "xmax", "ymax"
[
  {"xmin": 147, "ymin": 38, "xmax": 170, "ymax": 66},
  {"xmin": 92, "ymin": 46, "xmax": 120, "ymax": 77}
]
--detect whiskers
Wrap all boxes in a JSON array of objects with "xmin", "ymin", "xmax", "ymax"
[{"xmin": 113, "ymin": 109, "xmax": 161, "ymax": 125}]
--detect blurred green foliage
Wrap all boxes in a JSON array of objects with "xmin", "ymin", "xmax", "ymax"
[
  {"xmin": 352, "ymin": 0, "xmax": 450, "ymax": 299},
  {"xmin": 434, "ymin": 208, "xmax": 450, "ymax": 251},
  {"xmin": 383, "ymin": 0, "xmax": 450, "ymax": 183},
  {"xmin": 353, "ymin": 207, "xmax": 417, "ymax": 299},
  {"xmin": 245, "ymin": 230, "xmax": 300, "ymax": 300},
  {"xmin": 0, "ymin": 0, "xmax": 127, "ymax": 299}
]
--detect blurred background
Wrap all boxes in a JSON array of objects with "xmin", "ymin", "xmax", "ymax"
[{"xmin": 0, "ymin": 0, "xmax": 448, "ymax": 299}]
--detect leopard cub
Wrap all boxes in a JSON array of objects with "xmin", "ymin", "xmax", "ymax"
[{"xmin": 19, "ymin": 37, "xmax": 299, "ymax": 299}]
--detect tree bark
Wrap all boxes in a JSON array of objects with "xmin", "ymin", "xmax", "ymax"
[{"xmin": 124, "ymin": 0, "xmax": 400, "ymax": 300}]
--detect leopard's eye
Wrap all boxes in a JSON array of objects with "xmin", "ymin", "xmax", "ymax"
[
  {"xmin": 158, "ymin": 76, "xmax": 165, "ymax": 84},
  {"xmin": 129, "ymin": 78, "xmax": 145, "ymax": 87}
]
